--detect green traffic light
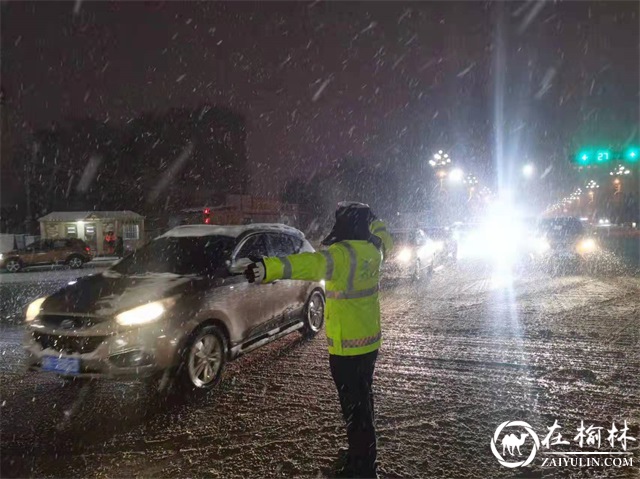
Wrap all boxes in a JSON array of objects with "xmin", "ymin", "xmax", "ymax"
[
  {"xmin": 625, "ymin": 147, "xmax": 639, "ymax": 163},
  {"xmin": 576, "ymin": 151, "xmax": 591, "ymax": 165}
]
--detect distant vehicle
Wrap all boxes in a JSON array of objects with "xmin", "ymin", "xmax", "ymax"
[
  {"xmin": 384, "ymin": 228, "xmax": 444, "ymax": 281},
  {"xmin": 530, "ymin": 217, "xmax": 600, "ymax": 264},
  {"xmin": 424, "ymin": 227, "xmax": 458, "ymax": 264},
  {"xmin": 23, "ymin": 224, "xmax": 324, "ymax": 393},
  {"xmin": 0, "ymin": 238, "xmax": 92, "ymax": 273}
]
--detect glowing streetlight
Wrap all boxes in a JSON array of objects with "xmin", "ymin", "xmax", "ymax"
[
  {"xmin": 610, "ymin": 164, "xmax": 631, "ymax": 176},
  {"xmin": 448, "ymin": 168, "xmax": 464, "ymax": 183},
  {"xmin": 522, "ymin": 163, "xmax": 535, "ymax": 178},
  {"xmin": 430, "ymin": 150, "xmax": 452, "ymax": 168},
  {"xmin": 463, "ymin": 174, "xmax": 479, "ymax": 186}
]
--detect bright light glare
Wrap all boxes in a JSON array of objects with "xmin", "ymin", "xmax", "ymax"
[
  {"xmin": 448, "ymin": 168, "xmax": 464, "ymax": 182},
  {"xmin": 533, "ymin": 238, "xmax": 550, "ymax": 255},
  {"xmin": 116, "ymin": 301, "xmax": 166, "ymax": 326},
  {"xmin": 26, "ymin": 297, "xmax": 47, "ymax": 322},
  {"xmin": 577, "ymin": 238, "xmax": 597, "ymax": 255},
  {"xmin": 396, "ymin": 247, "xmax": 413, "ymax": 264},
  {"xmin": 522, "ymin": 164, "xmax": 535, "ymax": 178}
]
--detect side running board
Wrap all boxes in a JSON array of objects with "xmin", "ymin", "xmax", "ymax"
[{"xmin": 231, "ymin": 321, "xmax": 304, "ymax": 357}]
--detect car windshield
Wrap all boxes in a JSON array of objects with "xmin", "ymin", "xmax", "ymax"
[
  {"xmin": 391, "ymin": 231, "xmax": 417, "ymax": 245},
  {"xmin": 112, "ymin": 236, "xmax": 235, "ymax": 276},
  {"xmin": 424, "ymin": 228, "xmax": 450, "ymax": 240},
  {"xmin": 539, "ymin": 219, "xmax": 584, "ymax": 238}
]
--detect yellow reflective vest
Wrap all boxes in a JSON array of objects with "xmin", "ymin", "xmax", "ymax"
[
  {"xmin": 370, "ymin": 219, "xmax": 394, "ymax": 261},
  {"xmin": 263, "ymin": 239, "xmax": 383, "ymax": 356}
]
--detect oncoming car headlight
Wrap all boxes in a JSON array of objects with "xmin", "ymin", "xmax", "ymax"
[
  {"xmin": 26, "ymin": 297, "xmax": 47, "ymax": 322},
  {"xmin": 577, "ymin": 238, "xmax": 598, "ymax": 255},
  {"xmin": 116, "ymin": 298, "xmax": 176, "ymax": 326},
  {"xmin": 534, "ymin": 238, "xmax": 550, "ymax": 255},
  {"xmin": 396, "ymin": 247, "xmax": 413, "ymax": 263}
]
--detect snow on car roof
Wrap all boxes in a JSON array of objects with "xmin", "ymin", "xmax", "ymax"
[{"xmin": 161, "ymin": 224, "xmax": 304, "ymax": 239}]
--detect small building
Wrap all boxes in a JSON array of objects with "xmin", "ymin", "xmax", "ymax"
[
  {"xmin": 38, "ymin": 211, "xmax": 144, "ymax": 256},
  {"xmin": 177, "ymin": 194, "xmax": 301, "ymax": 228}
]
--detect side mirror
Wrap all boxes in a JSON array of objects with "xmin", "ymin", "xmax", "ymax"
[{"xmin": 228, "ymin": 257, "xmax": 252, "ymax": 275}]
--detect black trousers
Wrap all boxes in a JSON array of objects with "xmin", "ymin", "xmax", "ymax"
[{"xmin": 329, "ymin": 349, "xmax": 378, "ymax": 475}]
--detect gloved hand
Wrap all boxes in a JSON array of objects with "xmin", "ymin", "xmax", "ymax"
[{"xmin": 244, "ymin": 260, "xmax": 266, "ymax": 284}]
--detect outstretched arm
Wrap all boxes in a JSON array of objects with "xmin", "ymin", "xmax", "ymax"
[{"xmin": 262, "ymin": 251, "xmax": 334, "ymax": 283}]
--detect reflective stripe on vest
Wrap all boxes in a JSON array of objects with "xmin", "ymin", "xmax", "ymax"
[
  {"xmin": 325, "ymin": 242, "xmax": 377, "ymax": 300},
  {"xmin": 341, "ymin": 242, "xmax": 358, "ymax": 290},
  {"xmin": 373, "ymin": 225, "xmax": 387, "ymax": 234},
  {"xmin": 321, "ymin": 251, "xmax": 334, "ymax": 280},
  {"xmin": 281, "ymin": 257, "xmax": 293, "ymax": 279},
  {"xmin": 341, "ymin": 331, "xmax": 381, "ymax": 349},
  {"xmin": 327, "ymin": 337, "xmax": 334, "ymax": 346},
  {"xmin": 326, "ymin": 285, "xmax": 379, "ymax": 300}
]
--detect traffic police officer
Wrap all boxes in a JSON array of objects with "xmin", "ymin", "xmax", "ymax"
[{"xmin": 245, "ymin": 202, "xmax": 392, "ymax": 478}]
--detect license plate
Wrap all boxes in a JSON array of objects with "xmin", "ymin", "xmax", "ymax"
[{"xmin": 42, "ymin": 356, "xmax": 80, "ymax": 375}]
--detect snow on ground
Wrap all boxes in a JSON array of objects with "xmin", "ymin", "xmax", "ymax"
[{"xmin": 0, "ymin": 263, "xmax": 639, "ymax": 478}]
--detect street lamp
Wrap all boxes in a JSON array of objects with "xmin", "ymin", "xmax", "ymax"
[
  {"xmin": 586, "ymin": 180, "xmax": 599, "ymax": 203},
  {"xmin": 610, "ymin": 164, "xmax": 631, "ymax": 176},
  {"xmin": 522, "ymin": 163, "xmax": 535, "ymax": 178},
  {"xmin": 430, "ymin": 150, "xmax": 452, "ymax": 168},
  {"xmin": 430, "ymin": 150, "xmax": 453, "ymax": 191},
  {"xmin": 463, "ymin": 174, "xmax": 479, "ymax": 186}
]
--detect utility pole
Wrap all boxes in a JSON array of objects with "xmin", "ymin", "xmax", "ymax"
[{"xmin": 25, "ymin": 139, "xmax": 39, "ymax": 234}]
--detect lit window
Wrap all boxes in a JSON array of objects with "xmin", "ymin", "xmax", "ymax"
[
  {"xmin": 66, "ymin": 224, "xmax": 78, "ymax": 238},
  {"xmin": 122, "ymin": 224, "xmax": 140, "ymax": 240}
]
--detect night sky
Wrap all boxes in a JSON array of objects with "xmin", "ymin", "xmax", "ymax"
[{"xmin": 2, "ymin": 1, "xmax": 638, "ymax": 197}]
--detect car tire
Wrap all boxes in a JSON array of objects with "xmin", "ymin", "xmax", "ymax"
[
  {"xmin": 302, "ymin": 290, "xmax": 325, "ymax": 339},
  {"xmin": 177, "ymin": 325, "xmax": 226, "ymax": 394},
  {"xmin": 4, "ymin": 259, "xmax": 22, "ymax": 273},
  {"xmin": 66, "ymin": 255, "xmax": 85, "ymax": 269},
  {"xmin": 411, "ymin": 259, "xmax": 421, "ymax": 283}
]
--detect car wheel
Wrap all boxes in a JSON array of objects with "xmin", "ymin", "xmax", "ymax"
[
  {"xmin": 178, "ymin": 325, "xmax": 226, "ymax": 393},
  {"xmin": 303, "ymin": 290, "xmax": 325, "ymax": 338},
  {"xmin": 5, "ymin": 259, "xmax": 22, "ymax": 273},
  {"xmin": 67, "ymin": 255, "xmax": 84, "ymax": 269}
]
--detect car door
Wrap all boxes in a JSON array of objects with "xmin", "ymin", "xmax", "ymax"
[
  {"xmin": 229, "ymin": 233, "xmax": 279, "ymax": 341},
  {"xmin": 264, "ymin": 233, "xmax": 309, "ymax": 326},
  {"xmin": 51, "ymin": 239, "xmax": 70, "ymax": 264},
  {"xmin": 24, "ymin": 240, "xmax": 53, "ymax": 266},
  {"xmin": 18, "ymin": 241, "xmax": 40, "ymax": 266}
]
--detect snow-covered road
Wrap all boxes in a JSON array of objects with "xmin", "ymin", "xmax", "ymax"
[{"xmin": 1, "ymin": 263, "xmax": 639, "ymax": 478}]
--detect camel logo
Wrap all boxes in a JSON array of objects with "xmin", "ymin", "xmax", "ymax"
[{"xmin": 491, "ymin": 421, "xmax": 541, "ymax": 468}]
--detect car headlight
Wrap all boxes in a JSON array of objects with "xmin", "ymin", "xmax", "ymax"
[
  {"xmin": 577, "ymin": 238, "xmax": 597, "ymax": 255},
  {"xmin": 26, "ymin": 297, "xmax": 47, "ymax": 322},
  {"xmin": 116, "ymin": 298, "xmax": 175, "ymax": 326},
  {"xmin": 534, "ymin": 238, "xmax": 550, "ymax": 254},
  {"xmin": 0, "ymin": 253, "xmax": 3, "ymax": 260},
  {"xmin": 396, "ymin": 247, "xmax": 413, "ymax": 263}
]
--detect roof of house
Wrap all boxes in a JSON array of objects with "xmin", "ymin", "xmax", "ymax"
[{"xmin": 38, "ymin": 211, "xmax": 144, "ymax": 222}]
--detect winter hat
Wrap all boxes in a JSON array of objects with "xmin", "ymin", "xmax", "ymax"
[{"xmin": 321, "ymin": 202, "xmax": 374, "ymax": 246}]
